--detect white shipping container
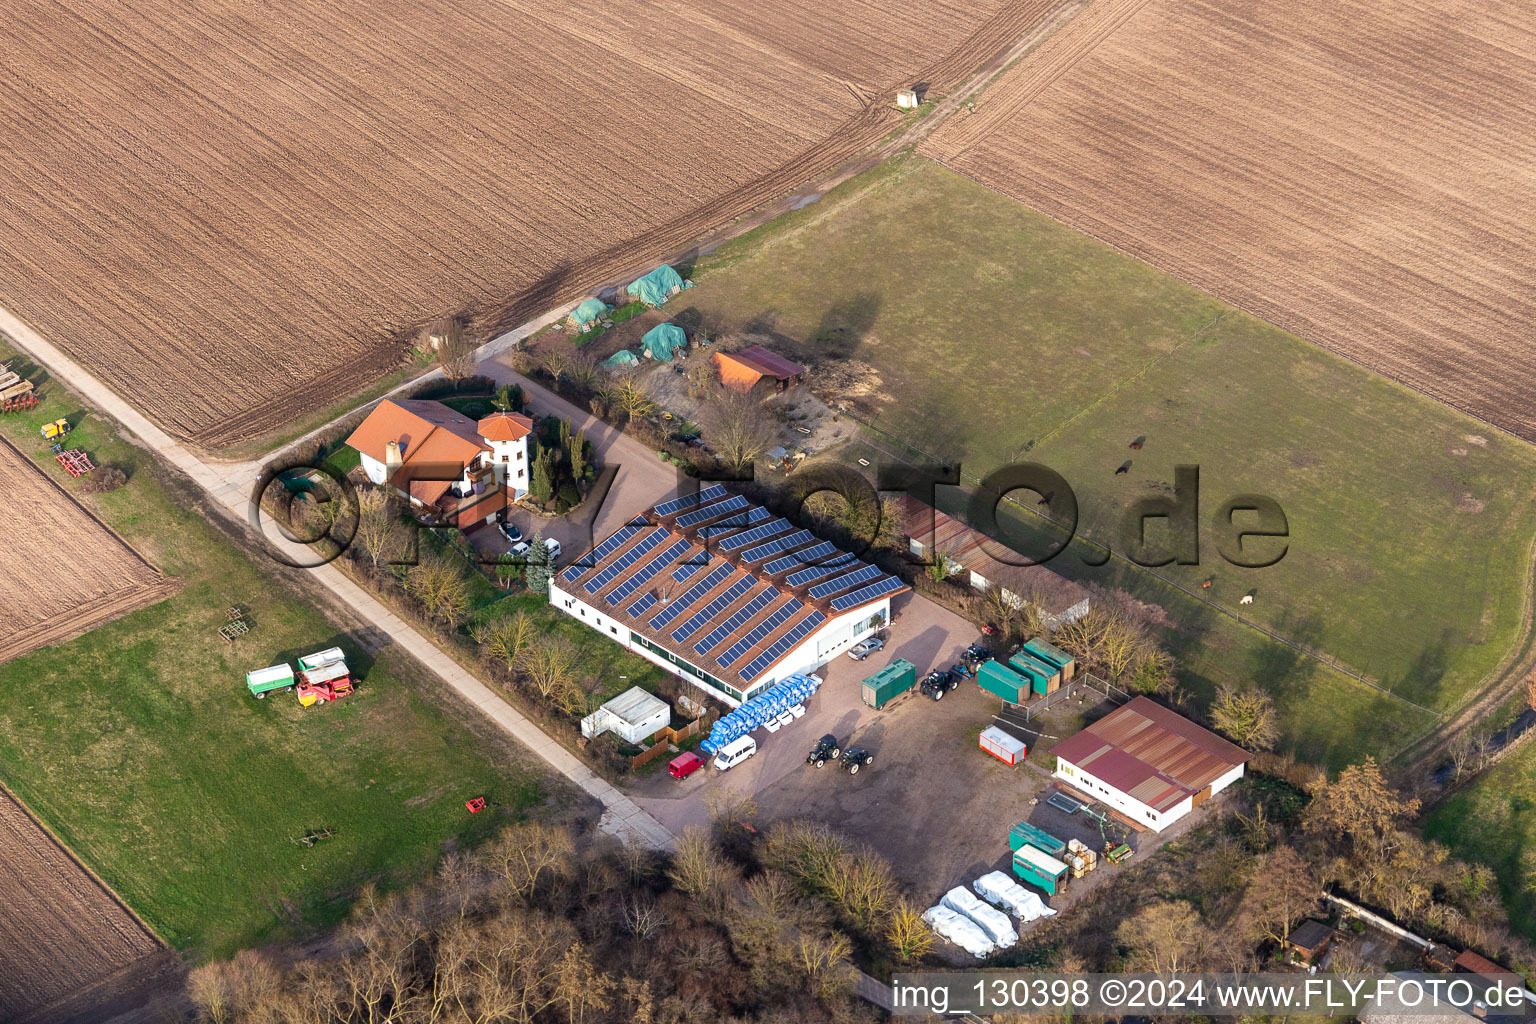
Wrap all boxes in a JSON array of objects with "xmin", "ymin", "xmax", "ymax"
[{"xmin": 979, "ymin": 726, "xmax": 1027, "ymax": 766}]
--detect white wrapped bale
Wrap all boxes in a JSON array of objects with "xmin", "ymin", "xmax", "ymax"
[
  {"xmin": 922, "ymin": 906, "xmax": 995, "ymax": 959},
  {"xmin": 943, "ymin": 886, "xmax": 1016, "ymax": 948}
]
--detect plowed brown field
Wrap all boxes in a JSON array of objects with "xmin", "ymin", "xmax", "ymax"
[
  {"xmin": 0, "ymin": 437, "xmax": 177, "ymax": 664},
  {"xmin": 0, "ymin": 786, "xmax": 162, "ymax": 1022},
  {"xmin": 925, "ymin": 0, "xmax": 1536, "ymax": 441},
  {"xmin": 0, "ymin": 0, "xmax": 1056, "ymax": 448}
]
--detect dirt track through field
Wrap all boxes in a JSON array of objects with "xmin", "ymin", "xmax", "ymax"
[
  {"xmin": 926, "ymin": 0, "xmax": 1536, "ymax": 442},
  {"xmin": 0, "ymin": 437, "xmax": 178, "ymax": 665},
  {"xmin": 0, "ymin": 786, "xmax": 163, "ymax": 1022},
  {"xmin": 0, "ymin": 0, "xmax": 1057, "ymax": 450}
]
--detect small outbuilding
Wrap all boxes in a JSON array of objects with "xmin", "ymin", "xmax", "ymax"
[
  {"xmin": 580, "ymin": 687, "xmax": 670, "ymax": 745},
  {"xmin": 1285, "ymin": 921, "xmax": 1335, "ymax": 965},
  {"xmin": 712, "ymin": 344, "xmax": 806, "ymax": 392}
]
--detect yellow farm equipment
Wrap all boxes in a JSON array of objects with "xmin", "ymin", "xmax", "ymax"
[{"xmin": 40, "ymin": 418, "xmax": 70, "ymax": 441}]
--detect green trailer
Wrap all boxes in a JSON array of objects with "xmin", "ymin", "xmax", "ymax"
[
  {"xmin": 1013, "ymin": 843, "xmax": 1069, "ymax": 895},
  {"xmin": 1024, "ymin": 638, "xmax": 1075, "ymax": 682},
  {"xmin": 246, "ymin": 663, "xmax": 296, "ymax": 699},
  {"xmin": 1009, "ymin": 820, "xmax": 1068, "ymax": 858},
  {"xmin": 977, "ymin": 659, "xmax": 1028, "ymax": 704},
  {"xmin": 860, "ymin": 658, "xmax": 916, "ymax": 709},
  {"xmin": 1007, "ymin": 652, "xmax": 1055, "ymax": 696}
]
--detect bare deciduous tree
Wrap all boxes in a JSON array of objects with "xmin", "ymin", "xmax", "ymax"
[
  {"xmin": 430, "ymin": 316, "xmax": 477, "ymax": 380},
  {"xmin": 885, "ymin": 897, "xmax": 934, "ymax": 962},
  {"xmin": 700, "ymin": 387, "xmax": 775, "ymax": 470},
  {"xmin": 484, "ymin": 821, "xmax": 574, "ymax": 902},
  {"xmin": 1211, "ymin": 684, "xmax": 1280, "ymax": 751},
  {"xmin": 353, "ymin": 488, "xmax": 398, "ymax": 566},
  {"xmin": 1116, "ymin": 900, "xmax": 1209, "ymax": 973},
  {"xmin": 612, "ymin": 376, "xmax": 655, "ymax": 420},
  {"xmin": 405, "ymin": 552, "xmax": 471, "ymax": 624}
]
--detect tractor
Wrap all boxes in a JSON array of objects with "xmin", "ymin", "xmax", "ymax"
[
  {"xmin": 919, "ymin": 668, "xmax": 960, "ymax": 701},
  {"xmin": 962, "ymin": 643, "xmax": 993, "ymax": 666},
  {"xmin": 841, "ymin": 747, "xmax": 874, "ymax": 775},
  {"xmin": 806, "ymin": 734, "xmax": 842, "ymax": 768}
]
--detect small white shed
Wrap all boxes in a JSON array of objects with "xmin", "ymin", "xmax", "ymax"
[
  {"xmin": 896, "ymin": 89, "xmax": 920, "ymax": 109},
  {"xmin": 580, "ymin": 687, "xmax": 670, "ymax": 745}
]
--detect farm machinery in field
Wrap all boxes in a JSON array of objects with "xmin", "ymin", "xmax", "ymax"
[
  {"xmin": 244, "ymin": 647, "xmax": 356, "ymax": 707},
  {"xmin": 0, "ymin": 364, "xmax": 35, "ymax": 412}
]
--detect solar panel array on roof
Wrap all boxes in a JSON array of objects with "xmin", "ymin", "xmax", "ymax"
[
  {"xmin": 717, "ymin": 600, "xmax": 802, "ymax": 668},
  {"xmin": 671, "ymin": 577, "xmax": 753, "ymax": 642},
  {"xmin": 765, "ymin": 540, "xmax": 836, "ymax": 575},
  {"xmin": 695, "ymin": 587, "xmax": 778, "ymax": 655},
  {"xmin": 563, "ymin": 521, "xmax": 646, "ymax": 581},
  {"xmin": 584, "ymin": 529, "xmax": 666, "ymax": 594},
  {"xmin": 606, "ymin": 538, "xmax": 691, "ymax": 606},
  {"xmin": 676, "ymin": 494, "xmax": 747, "ymax": 528},
  {"xmin": 785, "ymin": 555, "xmax": 859, "ymax": 588},
  {"xmin": 738, "ymin": 611, "xmax": 826, "ymax": 680},
  {"xmin": 653, "ymin": 483, "xmax": 726, "ymax": 518},
  {"xmin": 672, "ymin": 552, "xmax": 709, "ymax": 581},
  {"xmin": 743, "ymin": 529, "xmax": 814, "ymax": 563},
  {"xmin": 809, "ymin": 563, "xmax": 881, "ymax": 598},
  {"xmin": 718, "ymin": 518, "xmax": 789, "ymax": 551},
  {"xmin": 829, "ymin": 574, "xmax": 905, "ymax": 611},
  {"xmin": 626, "ymin": 592, "xmax": 658, "ymax": 618},
  {"xmin": 650, "ymin": 563, "xmax": 733, "ymax": 629}
]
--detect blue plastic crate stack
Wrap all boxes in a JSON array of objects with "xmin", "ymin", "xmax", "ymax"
[{"xmin": 700, "ymin": 674, "xmax": 821, "ymax": 754}]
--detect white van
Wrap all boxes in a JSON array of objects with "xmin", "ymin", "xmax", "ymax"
[{"xmin": 712, "ymin": 735, "xmax": 757, "ymax": 772}]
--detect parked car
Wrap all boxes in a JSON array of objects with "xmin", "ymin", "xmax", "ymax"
[
  {"xmin": 498, "ymin": 520, "xmax": 524, "ymax": 544},
  {"xmin": 510, "ymin": 536, "xmax": 561, "ymax": 561},
  {"xmin": 712, "ymin": 735, "xmax": 757, "ymax": 772},
  {"xmin": 667, "ymin": 751, "xmax": 705, "ymax": 781},
  {"xmin": 841, "ymin": 746, "xmax": 874, "ymax": 775},
  {"xmin": 920, "ymin": 668, "xmax": 961, "ymax": 701},
  {"xmin": 846, "ymin": 636, "xmax": 885, "ymax": 661},
  {"xmin": 806, "ymin": 734, "xmax": 842, "ymax": 768}
]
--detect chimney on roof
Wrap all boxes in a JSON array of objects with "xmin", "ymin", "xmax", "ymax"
[{"xmin": 384, "ymin": 440, "xmax": 403, "ymax": 474}]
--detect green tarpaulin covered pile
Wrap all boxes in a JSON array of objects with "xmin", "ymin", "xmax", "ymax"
[
  {"xmin": 641, "ymin": 323, "xmax": 688, "ymax": 362},
  {"xmin": 627, "ymin": 264, "xmax": 691, "ymax": 307},
  {"xmin": 602, "ymin": 349, "xmax": 640, "ymax": 369},
  {"xmin": 568, "ymin": 298, "xmax": 611, "ymax": 326}
]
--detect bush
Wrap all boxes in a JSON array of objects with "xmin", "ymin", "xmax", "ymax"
[
  {"xmin": 80, "ymin": 465, "xmax": 128, "ymax": 493},
  {"xmin": 557, "ymin": 481, "xmax": 580, "ymax": 508}
]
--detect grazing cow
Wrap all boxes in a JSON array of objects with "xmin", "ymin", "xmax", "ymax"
[
  {"xmin": 1038, "ymin": 491, "xmax": 1054, "ymax": 506},
  {"xmin": 1129, "ymin": 436, "xmax": 1145, "ymax": 450},
  {"xmin": 1201, "ymin": 578, "xmax": 1213, "ymax": 590},
  {"xmin": 1240, "ymin": 594, "xmax": 1254, "ymax": 605},
  {"xmin": 1115, "ymin": 462, "xmax": 1131, "ymax": 475}
]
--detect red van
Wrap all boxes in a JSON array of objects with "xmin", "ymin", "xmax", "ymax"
[{"xmin": 667, "ymin": 751, "xmax": 705, "ymax": 781}]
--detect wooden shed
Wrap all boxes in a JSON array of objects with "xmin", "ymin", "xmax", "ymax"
[
  {"xmin": 1284, "ymin": 920, "xmax": 1335, "ymax": 965},
  {"xmin": 712, "ymin": 345, "xmax": 806, "ymax": 393}
]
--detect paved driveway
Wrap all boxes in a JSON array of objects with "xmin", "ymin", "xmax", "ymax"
[
  {"xmin": 469, "ymin": 355, "xmax": 692, "ymax": 562},
  {"xmin": 631, "ymin": 591, "xmax": 983, "ymax": 832}
]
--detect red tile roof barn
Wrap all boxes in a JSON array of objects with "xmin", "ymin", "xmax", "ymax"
[
  {"xmin": 1052, "ymin": 697, "xmax": 1250, "ymax": 813},
  {"xmin": 895, "ymin": 495, "xmax": 1090, "ymax": 616},
  {"xmin": 1454, "ymin": 950, "xmax": 1508, "ymax": 976},
  {"xmin": 728, "ymin": 345, "xmax": 805, "ymax": 379}
]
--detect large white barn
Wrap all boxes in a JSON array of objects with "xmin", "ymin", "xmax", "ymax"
[{"xmin": 551, "ymin": 485, "xmax": 910, "ymax": 705}]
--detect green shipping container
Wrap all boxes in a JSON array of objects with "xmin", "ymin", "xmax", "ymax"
[
  {"xmin": 1008, "ymin": 820, "xmax": 1068, "ymax": 858},
  {"xmin": 860, "ymin": 658, "xmax": 916, "ymax": 709},
  {"xmin": 1008, "ymin": 652, "xmax": 1055, "ymax": 696},
  {"xmin": 977, "ymin": 660, "xmax": 1027, "ymax": 704},
  {"xmin": 1024, "ymin": 638, "xmax": 1075, "ymax": 681},
  {"xmin": 1013, "ymin": 845, "xmax": 1068, "ymax": 895}
]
